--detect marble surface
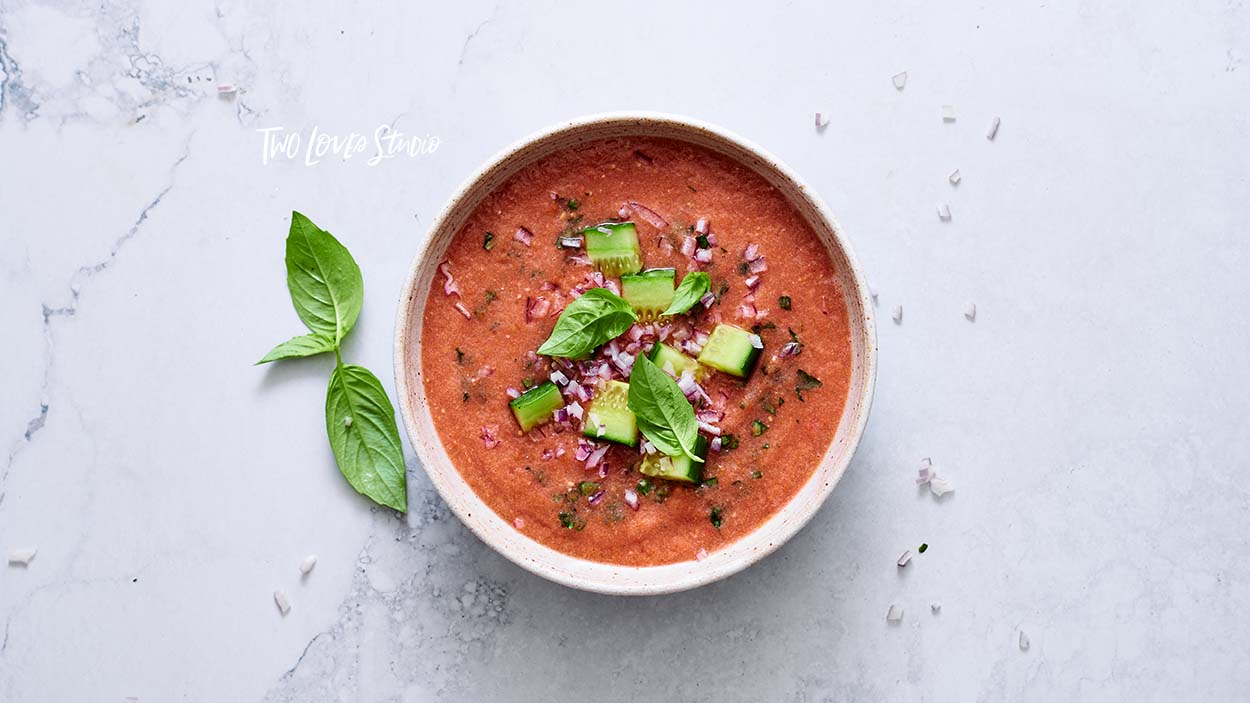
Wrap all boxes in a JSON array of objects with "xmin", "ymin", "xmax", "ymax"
[{"xmin": 1, "ymin": 1, "xmax": 1248, "ymax": 700}]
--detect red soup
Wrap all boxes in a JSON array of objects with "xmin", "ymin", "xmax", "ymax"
[{"xmin": 421, "ymin": 137, "xmax": 852, "ymax": 566}]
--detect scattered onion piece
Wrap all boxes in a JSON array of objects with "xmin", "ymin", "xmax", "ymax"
[
  {"xmin": 559, "ymin": 236, "xmax": 583, "ymax": 248},
  {"xmin": 695, "ymin": 548, "xmax": 709, "ymax": 561},
  {"xmin": 892, "ymin": 71, "xmax": 908, "ymax": 90},
  {"xmin": 886, "ymin": 605, "xmax": 903, "ymax": 623},
  {"xmin": 439, "ymin": 262, "xmax": 460, "ymax": 297},
  {"xmin": 627, "ymin": 201, "xmax": 667, "ymax": 228},
  {"xmin": 624, "ymin": 489, "xmax": 639, "ymax": 510},
  {"xmin": 273, "ymin": 589, "xmax": 291, "ymax": 615},
  {"xmin": 7, "ymin": 547, "xmax": 37, "ymax": 566},
  {"xmin": 892, "ymin": 305, "xmax": 903, "ymax": 323},
  {"xmin": 694, "ymin": 248, "xmax": 713, "ymax": 263},
  {"xmin": 964, "ymin": 302, "xmax": 977, "ymax": 321},
  {"xmin": 941, "ymin": 104, "xmax": 957, "ymax": 122},
  {"xmin": 987, "ymin": 116, "xmax": 1001, "ymax": 140},
  {"xmin": 897, "ymin": 551, "xmax": 912, "ymax": 567},
  {"xmin": 513, "ymin": 226, "xmax": 534, "ymax": 246},
  {"xmin": 454, "ymin": 302, "xmax": 472, "ymax": 319}
]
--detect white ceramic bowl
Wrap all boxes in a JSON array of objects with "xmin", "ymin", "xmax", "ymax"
[{"xmin": 394, "ymin": 112, "xmax": 876, "ymax": 595}]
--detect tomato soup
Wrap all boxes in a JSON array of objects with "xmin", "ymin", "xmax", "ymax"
[{"xmin": 421, "ymin": 137, "xmax": 852, "ymax": 566}]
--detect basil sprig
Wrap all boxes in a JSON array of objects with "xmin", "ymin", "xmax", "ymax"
[
  {"xmin": 662, "ymin": 271, "xmax": 711, "ymax": 316},
  {"xmin": 627, "ymin": 355, "xmax": 704, "ymax": 462},
  {"xmin": 258, "ymin": 211, "xmax": 407, "ymax": 512},
  {"xmin": 537, "ymin": 288, "xmax": 637, "ymax": 358}
]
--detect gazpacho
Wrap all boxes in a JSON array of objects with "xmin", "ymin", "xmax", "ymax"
[{"xmin": 421, "ymin": 137, "xmax": 852, "ymax": 566}]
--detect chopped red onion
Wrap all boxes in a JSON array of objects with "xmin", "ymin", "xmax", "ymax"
[
  {"xmin": 897, "ymin": 551, "xmax": 913, "ymax": 567},
  {"xmin": 514, "ymin": 226, "xmax": 534, "ymax": 246},
  {"xmin": 8, "ymin": 547, "xmax": 36, "ymax": 566},
  {"xmin": 540, "ymin": 448, "xmax": 554, "ymax": 461},
  {"xmin": 514, "ymin": 516, "xmax": 526, "ymax": 529},
  {"xmin": 506, "ymin": 387, "xmax": 521, "ymax": 399},
  {"xmin": 987, "ymin": 116, "xmax": 1001, "ymax": 140},
  {"xmin": 574, "ymin": 439, "xmax": 593, "ymax": 461},
  {"xmin": 527, "ymin": 297, "xmax": 550, "ymax": 321},
  {"xmin": 736, "ymin": 302, "xmax": 758, "ymax": 320},
  {"xmin": 274, "ymin": 589, "xmax": 291, "ymax": 615},
  {"xmin": 941, "ymin": 105, "xmax": 956, "ymax": 122},
  {"xmin": 744, "ymin": 275, "xmax": 760, "ymax": 290},
  {"xmin": 624, "ymin": 489, "xmax": 639, "ymax": 510},
  {"xmin": 748, "ymin": 258, "xmax": 768, "ymax": 274},
  {"xmin": 678, "ymin": 338, "xmax": 703, "ymax": 356},
  {"xmin": 586, "ymin": 444, "xmax": 609, "ymax": 469},
  {"xmin": 892, "ymin": 305, "xmax": 903, "ymax": 323},
  {"xmin": 566, "ymin": 401, "xmax": 583, "ymax": 419},
  {"xmin": 892, "ymin": 71, "xmax": 907, "ymax": 90},
  {"xmin": 618, "ymin": 203, "xmax": 631, "ymax": 219},
  {"xmin": 658, "ymin": 236, "xmax": 674, "ymax": 255},
  {"xmin": 480, "ymin": 426, "xmax": 500, "ymax": 449},
  {"xmin": 628, "ymin": 325, "xmax": 645, "ymax": 341},
  {"xmin": 949, "ymin": 169, "xmax": 961, "ymax": 186},
  {"xmin": 695, "ymin": 548, "xmax": 709, "ymax": 561},
  {"xmin": 454, "ymin": 302, "xmax": 471, "ymax": 319},
  {"xmin": 680, "ymin": 236, "xmax": 697, "ymax": 257},
  {"xmin": 574, "ymin": 383, "xmax": 592, "ymax": 402},
  {"xmin": 1019, "ymin": 631, "xmax": 1030, "ymax": 651},
  {"xmin": 555, "ymin": 445, "xmax": 565, "ymax": 458},
  {"xmin": 700, "ymin": 292, "xmax": 716, "ymax": 308},
  {"xmin": 694, "ymin": 248, "xmax": 713, "ymax": 263},
  {"xmin": 743, "ymin": 243, "xmax": 761, "ymax": 261},
  {"xmin": 640, "ymin": 440, "xmax": 656, "ymax": 455},
  {"xmin": 706, "ymin": 232, "xmax": 718, "ymax": 246},
  {"xmin": 748, "ymin": 333, "xmax": 763, "ymax": 349},
  {"xmin": 694, "ymin": 218, "xmax": 709, "ymax": 235},
  {"xmin": 964, "ymin": 302, "xmax": 977, "ymax": 321},
  {"xmin": 929, "ymin": 475, "xmax": 954, "ymax": 497},
  {"xmin": 439, "ymin": 262, "xmax": 461, "ymax": 297},
  {"xmin": 217, "ymin": 83, "xmax": 238, "ymax": 96},
  {"xmin": 886, "ymin": 605, "xmax": 903, "ymax": 623},
  {"xmin": 937, "ymin": 203, "xmax": 952, "ymax": 221},
  {"xmin": 815, "ymin": 112, "xmax": 829, "ymax": 128},
  {"xmin": 550, "ymin": 370, "xmax": 569, "ymax": 386},
  {"xmin": 567, "ymin": 253, "xmax": 593, "ymax": 266},
  {"xmin": 552, "ymin": 407, "xmax": 569, "ymax": 423},
  {"xmin": 695, "ymin": 408, "xmax": 724, "ymax": 423},
  {"xmin": 627, "ymin": 201, "xmax": 667, "ymax": 228},
  {"xmin": 540, "ymin": 281, "xmax": 559, "ymax": 291},
  {"xmin": 697, "ymin": 421, "xmax": 721, "ymax": 436},
  {"xmin": 597, "ymin": 463, "xmax": 609, "ymax": 479},
  {"xmin": 710, "ymin": 437, "xmax": 722, "ymax": 452},
  {"xmin": 475, "ymin": 365, "xmax": 493, "ymax": 379},
  {"xmin": 558, "ymin": 236, "xmax": 583, "ymax": 248},
  {"xmin": 587, "ymin": 490, "xmax": 606, "ymax": 506},
  {"xmin": 778, "ymin": 341, "xmax": 802, "ymax": 358}
]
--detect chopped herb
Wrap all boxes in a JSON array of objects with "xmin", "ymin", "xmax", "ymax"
[
  {"xmin": 918, "ymin": 543, "xmax": 929, "ymax": 553},
  {"xmin": 788, "ymin": 327, "xmax": 801, "ymax": 344},
  {"xmin": 636, "ymin": 478, "xmax": 654, "ymax": 496},
  {"xmin": 485, "ymin": 289, "xmax": 498, "ymax": 304},
  {"xmin": 795, "ymin": 369, "xmax": 823, "ymax": 400},
  {"xmin": 558, "ymin": 511, "xmax": 578, "ymax": 530},
  {"xmin": 462, "ymin": 391, "xmax": 469, "ymax": 402},
  {"xmin": 720, "ymin": 434, "xmax": 739, "ymax": 451},
  {"xmin": 578, "ymin": 481, "xmax": 600, "ymax": 496},
  {"xmin": 455, "ymin": 347, "xmax": 465, "ymax": 365},
  {"xmin": 779, "ymin": 295, "xmax": 792, "ymax": 310},
  {"xmin": 716, "ymin": 281, "xmax": 729, "ymax": 300},
  {"xmin": 736, "ymin": 262, "xmax": 749, "ymax": 275},
  {"xmin": 752, "ymin": 419, "xmax": 768, "ymax": 436},
  {"xmin": 653, "ymin": 483, "xmax": 671, "ymax": 503},
  {"xmin": 701, "ymin": 477, "xmax": 719, "ymax": 489},
  {"xmin": 762, "ymin": 397, "xmax": 779, "ymax": 415},
  {"xmin": 687, "ymin": 184, "xmax": 697, "ymax": 193},
  {"xmin": 524, "ymin": 466, "xmax": 547, "ymax": 485},
  {"xmin": 696, "ymin": 235, "xmax": 711, "ymax": 249},
  {"xmin": 566, "ymin": 198, "xmax": 580, "ymax": 211},
  {"xmin": 522, "ymin": 377, "xmax": 535, "ymax": 389},
  {"xmin": 483, "ymin": 232, "xmax": 495, "ymax": 250},
  {"xmin": 751, "ymin": 322, "xmax": 777, "ymax": 334},
  {"xmin": 709, "ymin": 506, "xmax": 724, "ymax": 529},
  {"xmin": 762, "ymin": 443, "xmax": 770, "ymax": 449},
  {"xmin": 732, "ymin": 479, "xmax": 745, "ymax": 489},
  {"xmin": 751, "ymin": 469, "xmax": 763, "ymax": 479}
]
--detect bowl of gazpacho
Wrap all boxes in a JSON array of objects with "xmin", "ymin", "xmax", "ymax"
[{"xmin": 394, "ymin": 113, "xmax": 876, "ymax": 594}]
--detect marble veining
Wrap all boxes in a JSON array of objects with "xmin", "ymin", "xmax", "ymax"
[{"xmin": 1, "ymin": 1, "xmax": 1248, "ymax": 701}]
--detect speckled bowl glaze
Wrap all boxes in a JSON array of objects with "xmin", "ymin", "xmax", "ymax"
[{"xmin": 394, "ymin": 113, "xmax": 877, "ymax": 595}]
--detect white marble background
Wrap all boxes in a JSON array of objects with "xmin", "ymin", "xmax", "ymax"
[{"xmin": 1, "ymin": 1, "xmax": 1247, "ymax": 701}]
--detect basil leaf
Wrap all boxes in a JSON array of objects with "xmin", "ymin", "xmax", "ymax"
[
  {"xmin": 286, "ymin": 211, "xmax": 363, "ymax": 344},
  {"xmin": 326, "ymin": 364, "xmax": 407, "ymax": 511},
  {"xmin": 662, "ymin": 271, "xmax": 711, "ymax": 316},
  {"xmin": 537, "ymin": 288, "xmax": 637, "ymax": 358},
  {"xmin": 256, "ymin": 333, "xmax": 336, "ymax": 364},
  {"xmin": 627, "ymin": 355, "xmax": 703, "ymax": 462}
]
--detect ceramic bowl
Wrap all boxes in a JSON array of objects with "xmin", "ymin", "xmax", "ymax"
[{"xmin": 394, "ymin": 112, "xmax": 876, "ymax": 595}]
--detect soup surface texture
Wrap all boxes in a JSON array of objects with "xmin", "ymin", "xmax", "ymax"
[{"xmin": 420, "ymin": 137, "xmax": 851, "ymax": 566}]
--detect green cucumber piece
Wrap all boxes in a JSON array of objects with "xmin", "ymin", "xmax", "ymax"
[
  {"xmin": 582, "ymin": 380, "xmax": 638, "ymax": 447},
  {"xmin": 584, "ymin": 222, "xmax": 643, "ymax": 277},
  {"xmin": 621, "ymin": 268, "xmax": 675, "ymax": 319},
  {"xmin": 646, "ymin": 342, "xmax": 703, "ymax": 380},
  {"xmin": 639, "ymin": 433, "xmax": 709, "ymax": 484},
  {"xmin": 509, "ymin": 381, "xmax": 564, "ymax": 431},
  {"xmin": 697, "ymin": 324, "xmax": 762, "ymax": 378}
]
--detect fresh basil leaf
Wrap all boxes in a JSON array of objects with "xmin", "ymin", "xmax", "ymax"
[
  {"xmin": 537, "ymin": 288, "xmax": 637, "ymax": 358},
  {"xmin": 286, "ymin": 211, "xmax": 363, "ymax": 344},
  {"xmin": 627, "ymin": 355, "xmax": 703, "ymax": 462},
  {"xmin": 256, "ymin": 333, "xmax": 336, "ymax": 364},
  {"xmin": 325, "ymin": 364, "xmax": 407, "ymax": 511},
  {"xmin": 662, "ymin": 271, "xmax": 711, "ymax": 316}
]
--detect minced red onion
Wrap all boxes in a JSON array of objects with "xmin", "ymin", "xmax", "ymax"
[
  {"xmin": 748, "ymin": 333, "xmax": 763, "ymax": 349},
  {"xmin": 680, "ymin": 236, "xmax": 696, "ymax": 257},
  {"xmin": 480, "ymin": 426, "xmax": 500, "ymax": 449},
  {"xmin": 541, "ymin": 448, "xmax": 554, "ymax": 461},
  {"xmin": 897, "ymin": 551, "xmax": 912, "ymax": 567},
  {"xmin": 736, "ymin": 302, "xmax": 758, "ymax": 320},
  {"xmin": 558, "ymin": 236, "xmax": 583, "ymax": 248},
  {"xmin": 694, "ymin": 218, "xmax": 709, "ymax": 235},
  {"xmin": 506, "ymin": 387, "xmax": 521, "ymax": 399},
  {"xmin": 439, "ymin": 262, "xmax": 460, "ymax": 297},
  {"xmin": 779, "ymin": 341, "xmax": 801, "ymax": 358},
  {"xmin": 706, "ymin": 232, "xmax": 718, "ymax": 246},
  {"xmin": 454, "ymin": 302, "xmax": 471, "ymax": 319},
  {"xmin": 588, "ymin": 490, "xmax": 606, "ymax": 506},
  {"xmin": 567, "ymin": 253, "xmax": 592, "ymax": 266},
  {"xmin": 640, "ymin": 440, "xmax": 656, "ymax": 455},
  {"xmin": 627, "ymin": 201, "xmax": 667, "ymax": 228},
  {"xmin": 514, "ymin": 226, "xmax": 534, "ymax": 246},
  {"xmin": 658, "ymin": 236, "xmax": 674, "ymax": 255},
  {"xmin": 694, "ymin": 248, "xmax": 713, "ymax": 263},
  {"xmin": 694, "ymin": 329, "xmax": 710, "ymax": 346},
  {"xmin": 697, "ymin": 421, "xmax": 721, "ymax": 436},
  {"xmin": 586, "ymin": 444, "xmax": 609, "ymax": 468},
  {"xmin": 555, "ymin": 446, "xmax": 565, "ymax": 458},
  {"xmin": 710, "ymin": 437, "xmax": 722, "ymax": 452},
  {"xmin": 566, "ymin": 401, "xmax": 584, "ymax": 419},
  {"xmin": 695, "ymin": 548, "xmax": 709, "ymax": 561},
  {"xmin": 744, "ymin": 243, "xmax": 761, "ymax": 261},
  {"xmin": 528, "ymin": 297, "xmax": 550, "ymax": 320},
  {"xmin": 696, "ymin": 408, "xmax": 724, "ymax": 423},
  {"xmin": 552, "ymin": 407, "xmax": 569, "ymax": 423},
  {"xmin": 574, "ymin": 440, "xmax": 593, "ymax": 461},
  {"xmin": 678, "ymin": 338, "xmax": 703, "ymax": 356},
  {"xmin": 618, "ymin": 203, "xmax": 631, "ymax": 219},
  {"xmin": 624, "ymin": 489, "xmax": 639, "ymax": 510},
  {"xmin": 550, "ymin": 370, "xmax": 569, "ymax": 386},
  {"xmin": 744, "ymin": 275, "xmax": 760, "ymax": 289},
  {"xmin": 700, "ymin": 292, "xmax": 716, "ymax": 308},
  {"xmin": 748, "ymin": 258, "xmax": 768, "ymax": 274}
]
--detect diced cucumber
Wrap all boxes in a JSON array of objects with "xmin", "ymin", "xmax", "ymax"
[
  {"xmin": 639, "ymin": 434, "xmax": 709, "ymax": 484},
  {"xmin": 582, "ymin": 380, "xmax": 638, "ymax": 447},
  {"xmin": 697, "ymin": 324, "xmax": 762, "ymax": 378},
  {"xmin": 621, "ymin": 268, "xmax": 675, "ymax": 319},
  {"xmin": 647, "ymin": 342, "xmax": 703, "ymax": 380},
  {"xmin": 509, "ymin": 382, "xmax": 563, "ymax": 431},
  {"xmin": 584, "ymin": 222, "xmax": 643, "ymax": 277}
]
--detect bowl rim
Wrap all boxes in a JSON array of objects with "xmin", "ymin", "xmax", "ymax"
[{"xmin": 393, "ymin": 111, "xmax": 877, "ymax": 595}]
